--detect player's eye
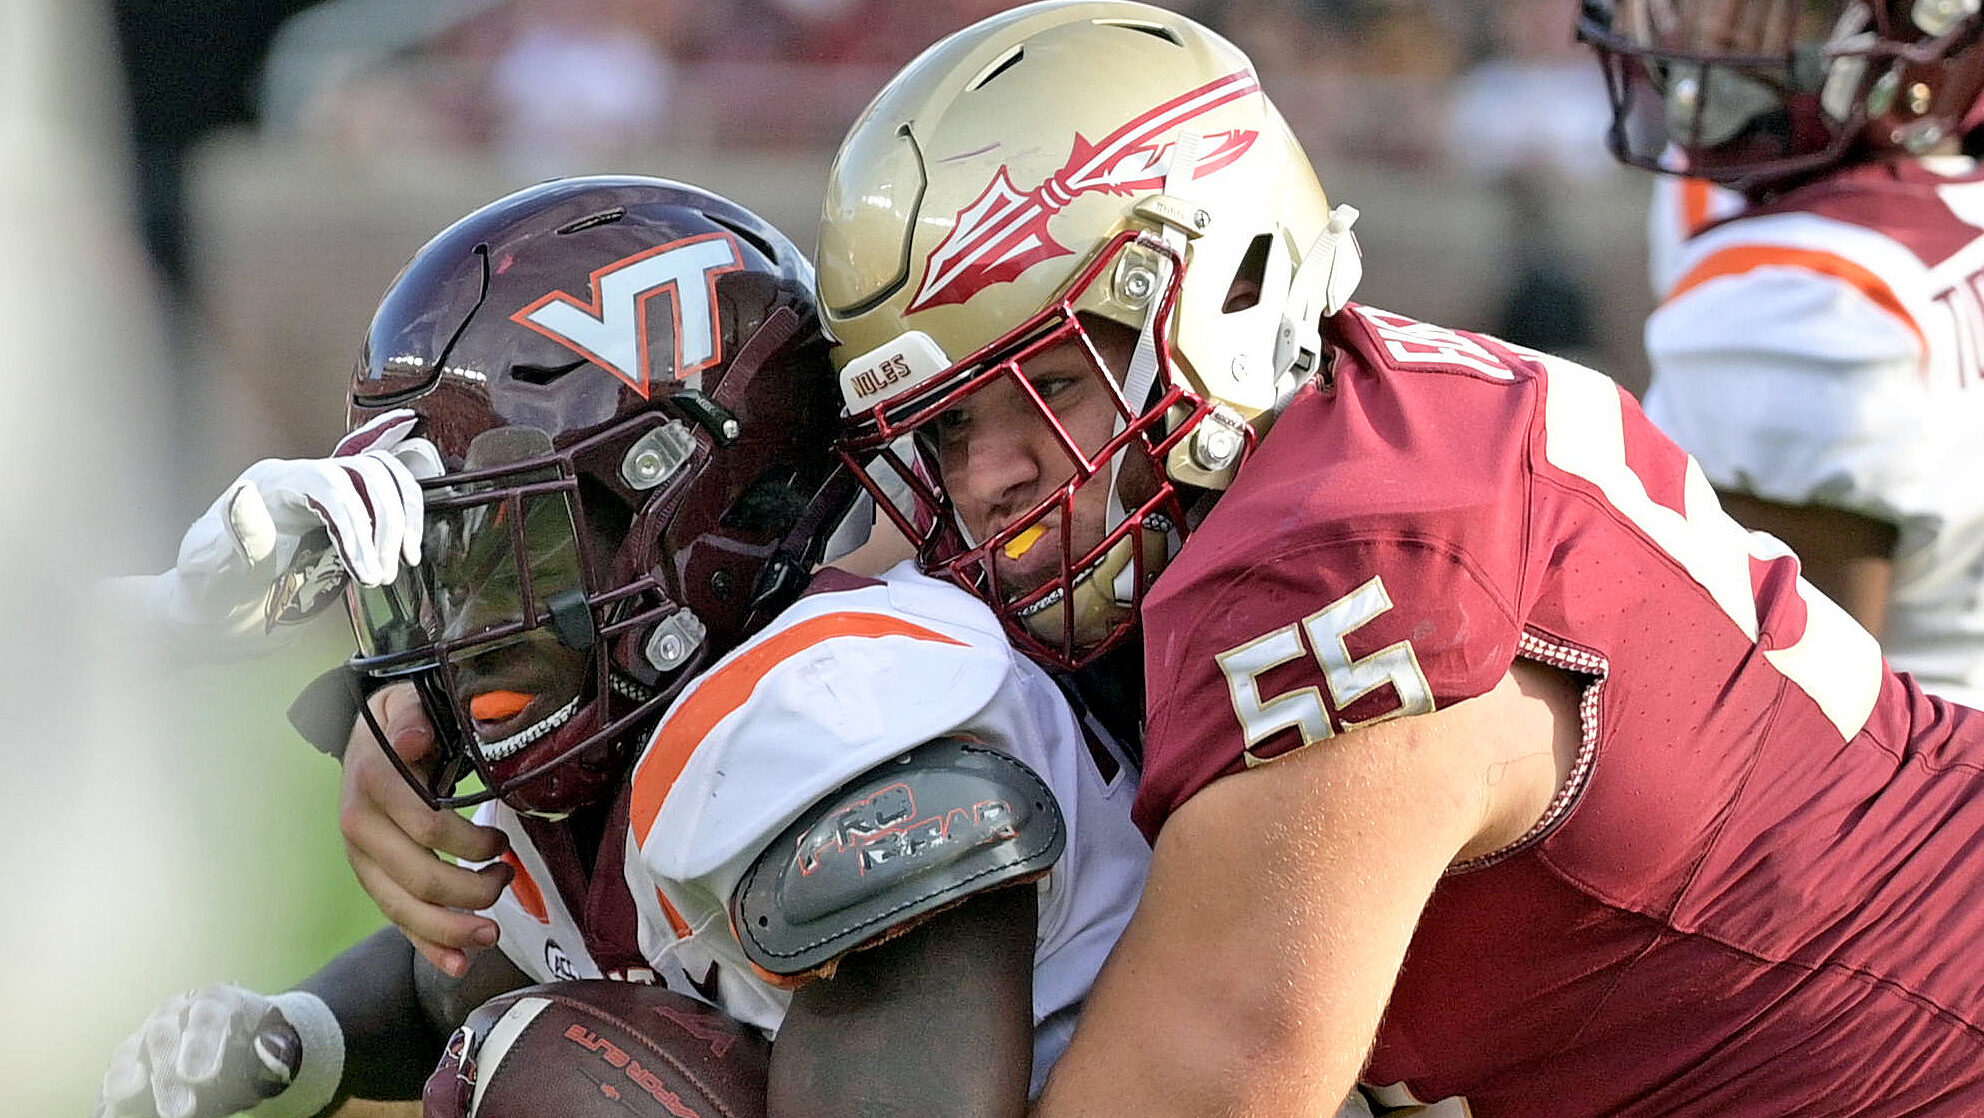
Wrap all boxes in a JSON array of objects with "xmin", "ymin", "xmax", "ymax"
[
  {"xmin": 931, "ymin": 405, "xmax": 971, "ymax": 448},
  {"xmin": 1031, "ymin": 375, "xmax": 1078, "ymax": 401}
]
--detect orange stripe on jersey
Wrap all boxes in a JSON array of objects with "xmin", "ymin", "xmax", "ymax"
[
  {"xmin": 1668, "ymin": 244, "xmax": 1927, "ymax": 353},
  {"xmin": 1680, "ymin": 178, "xmax": 1717, "ymax": 233},
  {"xmin": 501, "ymin": 850, "xmax": 549, "ymax": 923},
  {"xmin": 628, "ymin": 612, "xmax": 970, "ymax": 846},
  {"xmin": 654, "ymin": 888, "xmax": 692, "ymax": 938}
]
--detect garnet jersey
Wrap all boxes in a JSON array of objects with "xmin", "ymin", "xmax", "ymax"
[
  {"xmin": 1643, "ymin": 158, "xmax": 1984, "ymax": 707},
  {"xmin": 1136, "ymin": 304, "xmax": 1984, "ymax": 1115},
  {"xmin": 471, "ymin": 563, "xmax": 1149, "ymax": 1099}
]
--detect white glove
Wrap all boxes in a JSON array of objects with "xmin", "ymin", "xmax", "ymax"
[
  {"xmin": 95, "ymin": 985, "xmax": 344, "ymax": 1118},
  {"xmin": 143, "ymin": 408, "xmax": 441, "ymax": 649}
]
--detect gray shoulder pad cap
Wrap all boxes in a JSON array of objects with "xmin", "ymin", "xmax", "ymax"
[{"xmin": 732, "ymin": 736, "xmax": 1066, "ymax": 980}]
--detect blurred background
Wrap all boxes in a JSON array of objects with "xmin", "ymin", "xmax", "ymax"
[{"xmin": 0, "ymin": 0, "xmax": 1654, "ymax": 1112}]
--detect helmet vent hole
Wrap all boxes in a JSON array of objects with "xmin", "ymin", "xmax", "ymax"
[
  {"xmin": 511, "ymin": 358, "xmax": 586, "ymax": 387},
  {"xmin": 1093, "ymin": 19, "xmax": 1183, "ymax": 47},
  {"xmin": 708, "ymin": 215, "xmax": 779, "ymax": 263},
  {"xmin": 968, "ymin": 45, "xmax": 1025, "ymax": 90},
  {"xmin": 1222, "ymin": 234, "xmax": 1272, "ymax": 313},
  {"xmin": 557, "ymin": 208, "xmax": 625, "ymax": 235}
]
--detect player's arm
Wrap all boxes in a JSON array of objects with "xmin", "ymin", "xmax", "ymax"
[
  {"xmin": 1714, "ymin": 490, "xmax": 1898, "ymax": 637},
  {"xmin": 772, "ymin": 885, "xmax": 1037, "ymax": 1118},
  {"xmin": 727, "ymin": 737, "xmax": 1064, "ymax": 1118},
  {"xmin": 1034, "ymin": 661, "xmax": 1579, "ymax": 1117},
  {"xmin": 1643, "ymin": 247, "xmax": 1921, "ymax": 640},
  {"xmin": 96, "ymin": 926, "xmax": 531, "ymax": 1118}
]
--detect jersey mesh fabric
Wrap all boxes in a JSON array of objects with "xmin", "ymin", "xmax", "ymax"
[{"xmin": 1138, "ymin": 304, "xmax": 1984, "ymax": 1114}]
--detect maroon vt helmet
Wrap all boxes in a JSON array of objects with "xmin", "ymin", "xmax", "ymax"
[
  {"xmin": 1580, "ymin": 0, "xmax": 1984, "ymax": 194},
  {"xmin": 345, "ymin": 176, "xmax": 849, "ymax": 816}
]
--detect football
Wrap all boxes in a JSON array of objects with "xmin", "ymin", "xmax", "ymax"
[{"xmin": 423, "ymin": 979, "xmax": 770, "ymax": 1118}]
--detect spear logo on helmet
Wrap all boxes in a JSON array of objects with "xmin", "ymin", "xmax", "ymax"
[{"xmin": 906, "ymin": 70, "xmax": 1262, "ymax": 314}]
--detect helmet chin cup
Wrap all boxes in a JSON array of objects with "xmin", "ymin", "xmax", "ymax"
[{"xmin": 1015, "ymin": 522, "xmax": 1171, "ymax": 657}]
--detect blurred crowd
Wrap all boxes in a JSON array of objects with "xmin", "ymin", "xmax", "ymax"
[
  {"xmin": 121, "ymin": 0, "xmax": 1612, "ymax": 291},
  {"xmin": 106, "ymin": 0, "xmax": 1628, "ymax": 513},
  {"xmin": 282, "ymin": 0, "xmax": 1610, "ymax": 176}
]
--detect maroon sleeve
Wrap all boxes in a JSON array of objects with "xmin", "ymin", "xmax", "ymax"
[{"xmin": 1134, "ymin": 532, "xmax": 1523, "ymax": 838}]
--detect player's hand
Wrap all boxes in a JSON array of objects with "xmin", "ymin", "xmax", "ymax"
[
  {"xmin": 341, "ymin": 683, "xmax": 513, "ymax": 978},
  {"xmin": 95, "ymin": 985, "xmax": 337, "ymax": 1118},
  {"xmin": 151, "ymin": 408, "xmax": 440, "ymax": 642}
]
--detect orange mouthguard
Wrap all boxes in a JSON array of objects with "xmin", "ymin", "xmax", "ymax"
[{"xmin": 469, "ymin": 690, "xmax": 534, "ymax": 721}]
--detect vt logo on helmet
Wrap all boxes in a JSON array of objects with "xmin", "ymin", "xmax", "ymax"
[
  {"xmin": 345, "ymin": 175, "xmax": 848, "ymax": 817},
  {"xmin": 512, "ymin": 233, "xmax": 745, "ymax": 398},
  {"xmin": 818, "ymin": 0, "xmax": 1361, "ymax": 669}
]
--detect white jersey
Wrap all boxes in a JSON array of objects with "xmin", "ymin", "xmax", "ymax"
[
  {"xmin": 1644, "ymin": 175, "xmax": 1745, "ymax": 296},
  {"xmin": 471, "ymin": 562, "xmax": 1150, "ymax": 1098},
  {"xmin": 1642, "ymin": 158, "xmax": 1984, "ymax": 707}
]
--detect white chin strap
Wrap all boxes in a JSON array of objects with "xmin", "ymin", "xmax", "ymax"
[{"xmin": 1103, "ymin": 133, "xmax": 1201, "ymax": 603}]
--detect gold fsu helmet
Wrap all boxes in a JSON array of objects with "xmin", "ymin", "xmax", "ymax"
[{"xmin": 821, "ymin": 0, "xmax": 1360, "ymax": 668}]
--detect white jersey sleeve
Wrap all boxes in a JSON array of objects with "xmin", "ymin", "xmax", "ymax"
[
  {"xmin": 1643, "ymin": 210, "xmax": 1933, "ymax": 523},
  {"xmin": 627, "ymin": 562, "xmax": 1150, "ymax": 1096},
  {"xmin": 1641, "ymin": 170, "xmax": 1984, "ymax": 707}
]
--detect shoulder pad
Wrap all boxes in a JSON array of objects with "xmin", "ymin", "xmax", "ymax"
[{"xmin": 731, "ymin": 736, "xmax": 1065, "ymax": 983}]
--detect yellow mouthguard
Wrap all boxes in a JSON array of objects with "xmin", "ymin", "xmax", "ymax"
[{"xmin": 1003, "ymin": 524, "xmax": 1047, "ymax": 560}]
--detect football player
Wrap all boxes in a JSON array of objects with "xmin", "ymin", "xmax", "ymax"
[
  {"xmin": 95, "ymin": 175, "xmax": 1153, "ymax": 1118},
  {"xmin": 1583, "ymin": 0, "xmax": 1984, "ymax": 707},
  {"xmin": 805, "ymin": 2, "xmax": 1984, "ymax": 1114}
]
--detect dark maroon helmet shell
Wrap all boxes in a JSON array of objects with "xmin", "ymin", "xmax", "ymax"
[
  {"xmin": 348, "ymin": 175, "xmax": 846, "ymax": 815},
  {"xmin": 1580, "ymin": 0, "xmax": 1984, "ymax": 195}
]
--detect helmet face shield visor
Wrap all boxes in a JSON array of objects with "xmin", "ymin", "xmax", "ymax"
[
  {"xmin": 838, "ymin": 231, "xmax": 1197, "ymax": 669},
  {"xmin": 346, "ymin": 425, "xmax": 614, "ymax": 811},
  {"xmin": 351, "ymin": 426, "xmax": 591, "ymax": 667}
]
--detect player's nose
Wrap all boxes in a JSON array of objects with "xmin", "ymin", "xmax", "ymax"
[{"xmin": 950, "ymin": 410, "xmax": 1052, "ymax": 530}]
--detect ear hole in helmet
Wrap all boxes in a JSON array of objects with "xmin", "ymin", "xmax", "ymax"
[
  {"xmin": 721, "ymin": 474, "xmax": 812, "ymax": 537},
  {"xmin": 1222, "ymin": 234, "xmax": 1273, "ymax": 313}
]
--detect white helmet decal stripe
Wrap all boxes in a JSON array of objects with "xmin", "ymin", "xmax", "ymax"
[
  {"xmin": 512, "ymin": 232, "xmax": 745, "ymax": 398},
  {"xmin": 906, "ymin": 70, "xmax": 1262, "ymax": 313}
]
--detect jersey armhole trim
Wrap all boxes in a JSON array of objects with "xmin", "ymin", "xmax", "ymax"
[{"xmin": 1446, "ymin": 630, "xmax": 1607, "ymax": 875}]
